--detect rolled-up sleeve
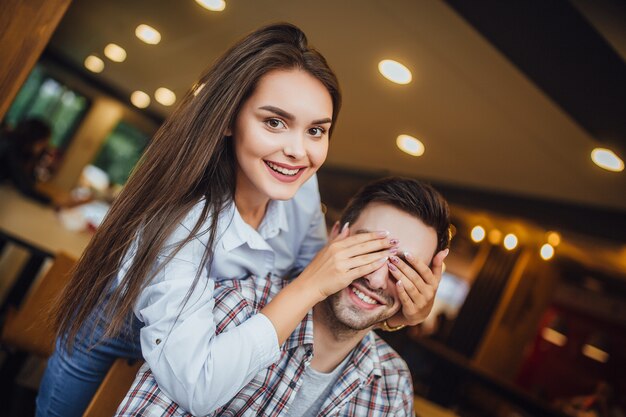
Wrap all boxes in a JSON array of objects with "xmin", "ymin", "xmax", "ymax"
[{"xmin": 133, "ymin": 210, "xmax": 280, "ymax": 415}]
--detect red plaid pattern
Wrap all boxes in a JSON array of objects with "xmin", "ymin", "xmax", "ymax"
[{"xmin": 116, "ymin": 275, "xmax": 414, "ymax": 416}]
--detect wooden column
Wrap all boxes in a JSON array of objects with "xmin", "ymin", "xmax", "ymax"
[{"xmin": 0, "ymin": 0, "xmax": 72, "ymax": 120}]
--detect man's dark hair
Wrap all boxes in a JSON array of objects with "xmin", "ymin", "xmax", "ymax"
[{"xmin": 339, "ymin": 177, "xmax": 451, "ymax": 254}]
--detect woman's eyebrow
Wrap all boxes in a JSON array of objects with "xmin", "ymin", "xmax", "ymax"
[
  {"xmin": 259, "ymin": 105, "xmax": 294, "ymax": 120},
  {"xmin": 258, "ymin": 105, "xmax": 332, "ymax": 125}
]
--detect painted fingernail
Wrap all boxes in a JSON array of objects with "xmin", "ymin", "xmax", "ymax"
[
  {"xmin": 379, "ymin": 256, "xmax": 389, "ymax": 263},
  {"xmin": 396, "ymin": 280, "xmax": 403, "ymax": 287},
  {"xmin": 389, "ymin": 247, "xmax": 398, "ymax": 254},
  {"xmin": 390, "ymin": 255, "xmax": 399, "ymax": 264},
  {"xmin": 341, "ymin": 222, "xmax": 350, "ymax": 233},
  {"xmin": 404, "ymin": 251, "xmax": 414, "ymax": 261},
  {"xmin": 387, "ymin": 261, "xmax": 397, "ymax": 271},
  {"xmin": 377, "ymin": 230, "xmax": 390, "ymax": 237},
  {"xmin": 389, "ymin": 238, "xmax": 399, "ymax": 246},
  {"xmin": 443, "ymin": 248, "xmax": 450, "ymax": 258}
]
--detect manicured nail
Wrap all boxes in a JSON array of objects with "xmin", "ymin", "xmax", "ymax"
[
  {"xmin": 396, "ymin": 280, "xmax": 403, "ymax": 287},
  {"xmin": 390, "ymin": 256, "xmax": 399, "ymax": 264},
  {"xmin": 379, "ymin": 256, "xmax": 389, "ymax": 263},
  {"xmin": 404, "ymin": 251, "xmax": 414, "ymax": 261},
  {"xmin": 443, "ymin": 248, "xmax": 450, "ymax": 258},
  {"xmin": 377, "ymin": 230, "xmax": 390, "ymax": 237},
  {"xmin": 341, "ymin": 222, "xmax": 350, "ymax": 233},
  {"xmin": 388, "ymin": 261, "xmax": 397, "ymax": 271},
  {"xmin": 389, "ymin": 238, "xmax": 399, "ymax": 246},
  {"xmin": 389, "ymin": 247, "xmax": 398, "ymax": 254}
]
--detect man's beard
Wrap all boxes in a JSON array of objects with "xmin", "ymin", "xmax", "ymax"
[{"xmin": 318, "ymin": 279, "xmax": 397, "ymax": 340}]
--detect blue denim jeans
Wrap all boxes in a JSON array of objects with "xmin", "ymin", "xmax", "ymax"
[{"xmin": 36, "ymin": 309, "xmax": 143, "ymax": 417}]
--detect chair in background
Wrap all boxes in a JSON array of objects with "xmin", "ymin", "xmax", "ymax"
[
  {"xmin": 82, "ymin": 358, "xmax": 143, "ymax": 417},
  {"xmin": 1, "ymin": 252, "xmax": 75, "ymax": 357}
]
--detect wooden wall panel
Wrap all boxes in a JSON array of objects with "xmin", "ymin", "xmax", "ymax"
[{"xmin": 0, "ymin": 0, "xmax": 72, "ymax": 119}]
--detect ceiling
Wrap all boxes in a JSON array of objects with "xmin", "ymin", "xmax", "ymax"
[{"xmin": 46, "ymin": 0, "xmax": 625, "ymax": 243}]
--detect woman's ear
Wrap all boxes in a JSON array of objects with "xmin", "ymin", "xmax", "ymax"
[{"xmin": 224, "ymin": 127, "xmax": 233, "ymax": 137}]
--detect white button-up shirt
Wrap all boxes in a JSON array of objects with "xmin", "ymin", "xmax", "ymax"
[{"xmin": 121, "ymin": 175, "xmax": 327, "ymax": 415}]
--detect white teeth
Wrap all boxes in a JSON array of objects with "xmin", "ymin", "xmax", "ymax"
[
  {"xmin": 266, "ymin": 161, "xmax": 300, "ymax": 176},
  {"xmin": 351, "ymin": 287, "xmax": 377, "ymax": 305}
]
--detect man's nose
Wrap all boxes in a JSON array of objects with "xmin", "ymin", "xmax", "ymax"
[{"xmin": 364, "ymin": 263, "xmax": 389, "ymax": 290}]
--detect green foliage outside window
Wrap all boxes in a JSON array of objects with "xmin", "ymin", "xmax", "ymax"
[
  {"xmin": 92, "ymin": 122, "xmax": 149, "ymax": 185},
  {"xmin": 4, "ymin": 65, "xmax": 89, "ymax": 149}
]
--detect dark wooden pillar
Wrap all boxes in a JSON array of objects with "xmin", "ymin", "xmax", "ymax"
[{"xmin": 0, "ymin": 0, "xmax": 72, "ymax": 120}]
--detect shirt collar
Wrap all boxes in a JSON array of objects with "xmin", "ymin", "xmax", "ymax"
[
  {"xmin": 347, "ymin": 331, "xmax": 383, "ymax": 380},
  {"xmin": 221, "ymin": 200, "xmax": 289, "ymax": 252},
  {"xmin": 257, "ymin": 199, "xmax": 289, "ymax": 239}
]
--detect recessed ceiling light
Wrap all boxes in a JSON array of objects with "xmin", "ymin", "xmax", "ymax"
[
  {"xmin": 540, "ymin": 243, "xmax": 555, "ymax": 261},
  {"xmin": 131, "ymin": 91, "xmax": 150, "ymax": 108},
  {"xmin": 84, "ymin": 55, "xmax": 104, "ymax": 73},
  {"xmin": 136, "ymin": 24, "xmax": 161, "ymax": 45},
  {"xmin": 503, "ymin": 233, "xmax": 518, "ymax": 250},
  {"xmin": 488, "ymin": 229, "xmax": 502, "ymax": 245},
  {"xmin": 470, "ymin": 226, "xmax": 485, "ymax": 243},
  {"xmin": 546, "ymin": 231, "xmax": 561, "ymax": 247},
  {"xmin": 104, "ymin": 43, "xmax": 127, "ymax": 62},
  {"xmin": 396, "ymin": 134, "xmax": 424, "ymax": 156},
  {"xmin": 378, "ymin": 59, "xmax": 412, "ymax": 84},
  {"xmin": 195, "ymin": 0, "xmax": 226, "ymax": 12},
  {"xmin": 155, "ymin": 87, "xmax": 176, "ymax": 106},
  {"xmin": 591, "ymin": 148, "xmax": 624, "ymax": 172}
]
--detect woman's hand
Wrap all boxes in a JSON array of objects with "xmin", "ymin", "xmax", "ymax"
[
  {"xmin": 385, "ymin": 248, "xmax": 449, "ymax": 328},
  {"xmin": 296, "ymin": 222, "xmax": 399, "ymax": 302}
]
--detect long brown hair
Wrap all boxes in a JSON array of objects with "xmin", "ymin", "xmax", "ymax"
[{"xmin": 54, "ymin": 23, "xmax": 341, "ymax": 348}]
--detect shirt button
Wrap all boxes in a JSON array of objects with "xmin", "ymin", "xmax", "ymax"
[
  {"xmin": 155, "ymin": 338, "xmax": 161, "ymax": 345},
  {"xmin": 289, "ymin": 380, "xmax": 297, "ymax": 389}
]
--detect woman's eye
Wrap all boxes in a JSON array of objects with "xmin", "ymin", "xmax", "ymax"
[
  {"xmin": 308, "ymin": 127, "xmax": 326, "ymax": 137},
  {"xmin": 265, "ymin": 118, "xmax": 286, "ymax": 129}
]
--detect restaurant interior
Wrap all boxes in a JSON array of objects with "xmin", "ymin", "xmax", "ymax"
[{"xmin": 1, "ymin": 0, "xmax": 625, "ymax": 416}]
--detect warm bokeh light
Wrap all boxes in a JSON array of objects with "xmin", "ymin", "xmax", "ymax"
[
  {"xmin": 540, "ymin": 243, "xmax": 555, "ymax": 260},
  {"xmin": 582, "ymin": 344, "xmax": 609, "ymax": 363},
  {"xmin": 195, "ymin": 0, "xmax": 226, "ymax": 11},
  {"xmin": 470, "ymin": 226, "xmax": 486, "ymax": 243},
  {"xmin": 541, "ymin": 327, "xmax": 567, "ymax": 347},
  {"xmin": 84, "ymin": 55, "xmax": 104, "ymax": 73},
  {"xmin": 155, "ymin": 87, "xmax": 176, "ymax": 106},
  {"xmin": 135, "ymin": 24, "xmax": 161, "ymax": 45},
  {"xmin": 104, "ymin": 43, "xmax": 127, "ymax": 62},
  {"xmin": 130, "ymin": 91, "xmax": 150, "ymax": 108},
  {"xmin": 396, "ymin": 134, "xmax": 424, "ymax": 156},
  {"xmin": 503, "ymin": 233, "xmax": 518, "ymax": 250},
  {"xmin": 488, "ymin": 229, "xmax": 502, "ymax": 245},
  {"xmin": 591, "ymin": 148, "xmax": 624, "ymax": 172},
  {"xmin": 546, "ymin": 231, "xmax": 561, "ymax": 247},
  {"xmin": 378, "ymin": 59, "xmax": 412, "ymax": 84}
]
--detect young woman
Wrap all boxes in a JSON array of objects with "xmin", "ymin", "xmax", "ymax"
[{"xmin": 37, "ymin": 23, "xmax": 432, "ymax": 417}]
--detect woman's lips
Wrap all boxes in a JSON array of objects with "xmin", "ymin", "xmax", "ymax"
[{"xmin": 264, "ymin": 160, "xmax": 307, "ymax": 183}]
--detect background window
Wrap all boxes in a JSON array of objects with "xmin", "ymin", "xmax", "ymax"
[{"xmin": 92, "ymin": 121, "xmax": 149, "ymax": 185}]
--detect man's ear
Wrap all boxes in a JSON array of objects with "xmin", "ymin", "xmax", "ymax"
[{"xmin": 329, "ymin": 220, "xmax": 341, "ymax": 239}]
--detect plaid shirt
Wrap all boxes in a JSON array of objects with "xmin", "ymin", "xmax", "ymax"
[{"xmin": 116, "ymin": 275, "xmax": 414, "ymax": 417}]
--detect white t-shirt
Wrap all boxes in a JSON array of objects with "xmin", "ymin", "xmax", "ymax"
[{"xmin": 118, "ymin": 175, "xmax": 327, "ymax": 416}]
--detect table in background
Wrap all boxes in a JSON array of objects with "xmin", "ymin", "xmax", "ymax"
[{"xmin": 0, "ymin": 185, "xmax": 92, "ymax": 311}]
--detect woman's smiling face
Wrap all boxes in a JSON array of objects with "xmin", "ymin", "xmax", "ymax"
[{"xmin": 231, "ymin": 68, "xmax": 333, "ymax": 204}]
